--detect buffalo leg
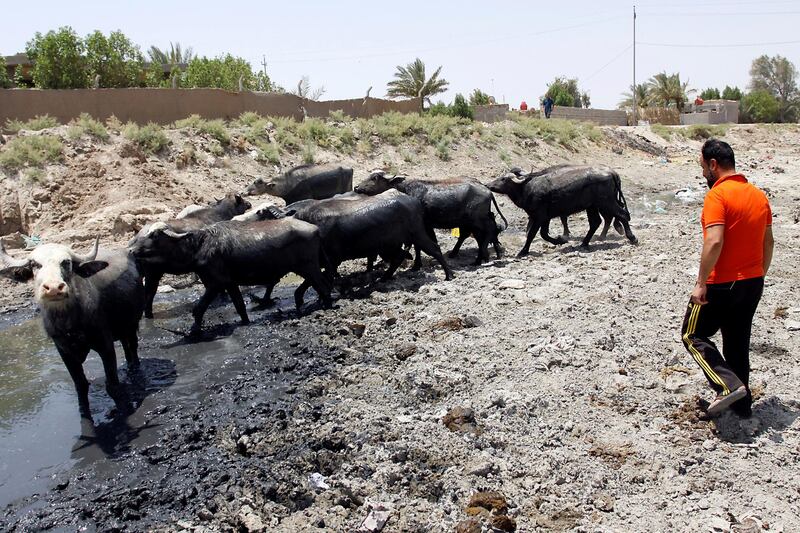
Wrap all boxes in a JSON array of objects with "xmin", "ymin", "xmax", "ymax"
[
  {"xmin": 227, "ymin": 285, "xmax": 250, "ymax": 325},
  {"xmin": 472, "ymin": 227, "xmax": 491, "ymax": 265},
  {"xmin": 96, "ymin": 337, "xmax": 126, "ymax": 405},
  {"xmin": 560, "ymin": 215, "xmax": 570, "ymax": 238},
  {"xmin": 581, "ymin": 207, "xmax": 602, "ymax": 248},
  {"xmin": 448, "ymin": 230, "xmax": 469, "ymax": 258},
  {"xmin": 413, "ymin": 225, "xmax": 438, "ymax": 270},
  {"xmin": 57, "ymin": 345, "xmax": 92, "ymax": 418},
  {"xmin": 540, "ymin": 218, "xmax": 568, "ymax": 245},
  {"xmin": 252, "ymin": 281, "xmax": 277, "ymax": 307},
  {"xmin": 380, "ymin": 249, "xmax": 407, "ymax": 281},
  {"xmin": 518, "ymin": 218, "xmax": 540, "ymax": 257},
  {"xmin": 120, "ymin": 328, "xmax": 140, "ymax": 369},
  {"xmin": 412, "ymin": 231, "xmax": 453, "ymax": 280},
  {"xmin": 143, "ymin": 271, "xmax": 164, "ymax": 319},
  {"xmin": 610, "ymin": 205, "xmax": 638, "ymax": 244},
  {"xmin": 598, "ymin": 211, "xmax": 613, "ymax": 240},
  {"xmin": 191, "ymin": 286, "xmax": 222, "ymax": 333},
  {"xmin": 295, "ymin": 268, "xmax": 333, "ymax": 310}
]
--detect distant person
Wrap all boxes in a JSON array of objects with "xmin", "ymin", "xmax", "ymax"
[
  {"xmin": 695, "ymin": 96, "xmax": 705, "ymax": 106},
  {"xmin": 542, "ymin": 95, "xmax": 554, "ymax": 119},
  {"xmin": 681, "ymin": 139, "xmax": 773, "ymax": 418},
  {"xmin": 520, "ymin": 100, "xmax": 528, "ymax": 111}
]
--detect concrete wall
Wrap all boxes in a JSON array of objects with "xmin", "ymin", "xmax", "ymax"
[
  {"xmin": 680, "ymin": 100, "xmax": 739, "ymax": 125},
  {"xmin": 633, "ymin": 107, "xmax": 681, "ymax": 126},
  {"xmin": 473, "ymin": 104, "xmax": 509, "ymax": 123},
  {"xmin": 0, "ymin": 88, "xmax": 421, "ymax": 131},
  {"xmin": 549, "ymin": 107, "xmax": 628, "ymax": 126}
]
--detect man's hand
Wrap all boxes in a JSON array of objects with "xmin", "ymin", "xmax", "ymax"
[{"xmin": 691, "ymin": 282, "xmax": 708, "ymax": 305}]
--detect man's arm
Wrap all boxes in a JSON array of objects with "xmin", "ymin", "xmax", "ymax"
[
  {"xmin": 763, "ymin": 225, "xmax": 774, "ymax": 276},
  {"xmin": 691, "ymin": 224, "xmax": 725, "ymax": 304}
]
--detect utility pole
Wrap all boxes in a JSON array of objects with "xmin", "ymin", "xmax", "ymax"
[{"xmin": 632, "ymin": 5, "xmax": 637, "ymax": 126}]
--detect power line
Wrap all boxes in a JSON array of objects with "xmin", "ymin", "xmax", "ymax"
[
  {"xmin": 636, "ymin": 9, "xmax": 800, "ymax": 16},
  {"xmin": 584, "ymin": 44, "xmax": 633, "ymax": 82},
  {"xmin": 638, "ymin": 39, "xmax": 800, "ymax": 48}
]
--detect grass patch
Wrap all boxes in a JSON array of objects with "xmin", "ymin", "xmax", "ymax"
[
  {"xmin": 681, "ymin": 124, "xmax": 729, "ymax": 140},
  {"xmin": 106, "ymin": 115, "xmax": 124, "ymax": 133},
  {"xmin": 328, "ymin": 109, "xmax": 352, "ymax": 123},
  {"xmin": 650, "ymin": 124, "xmax": 673, "ymax": 141},
  {"xmin": 5, "ymin": 115, "xmax": 59, "ymax": 134},
  {"xmin": 175, "ymin": 144, "xmax": 196, "ymax": 168},
  {"xmin": 435, "ymin": 137, "xmax": 452, "ymax": 161},
  {"xmin": 236, "ymin": 111, "xmax": 265, "ymax": 127},
  {"xmin": 301, "ymin": 143, "xmax": 315, "ymax": 164},
  {"xmin": 509, "ymin": 116, "xmax": 600, "ymax": 148},
  {"xmin": 0, "ymin": 135, "xmax": 63, "ymax": 172},
  {"xmin": 24, "ymin": 167, "xmax": 46, "ymax": 183},
  {"xmin": 174, "ymin": 115, "xmax": 230, "ymax": 145},
  {"xmin": 254, "ymin": 140, "xmax": 280, "ymax": 165},
  {"xmin": 66, "ymin": 113, "xmax": 109, "ymax": 142},
  {"xmin": 123, "ymin": 122, "xmax": 170, "ymax": 154}
]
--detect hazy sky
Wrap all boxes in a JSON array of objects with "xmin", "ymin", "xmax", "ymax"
[{"xmin": 2, "ymin": 0, "xmax": 799, "ymax": 109}]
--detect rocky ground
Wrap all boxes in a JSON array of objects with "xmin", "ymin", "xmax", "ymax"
[{"xmin": 1, "ymin": 121, "xmax": 799, "ymax": 532}]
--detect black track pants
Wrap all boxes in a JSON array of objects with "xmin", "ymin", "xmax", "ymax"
[{"xmin": 681, "ymin": 277, "xmax": 764, "ymax": 407}]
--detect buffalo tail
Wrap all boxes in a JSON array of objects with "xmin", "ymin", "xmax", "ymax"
[{"xmin": 490, "ymin": 193, "xmax": 509, "ymax": 231}]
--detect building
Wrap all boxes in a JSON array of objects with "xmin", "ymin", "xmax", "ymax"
[{"xmin": 681, "ymin": 99, "xmax": 739, "ymax": 125}]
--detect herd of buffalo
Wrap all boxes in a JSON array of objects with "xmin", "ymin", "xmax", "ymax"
[{"xmin": 0, "ymin": 162, "xmax": 637, "ymax": 416}]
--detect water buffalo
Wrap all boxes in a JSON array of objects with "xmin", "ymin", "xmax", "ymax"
[
  {"xmin": 129, "ymin": 219, "xmax": 332, "ymax": 333},
  {"xmin": 133, "ymin": 193, "xmax": 251, "ymax": 318},
  {"xmin": 287, "ymin": 190, "xmax": 453, "ymax": 283},
  {"xmin": 354, "ymin": 172, "xmax": 508, "ymax": 265},
  {"xmin": 488, "ymin": 165, "xmax": 637, "ymax": 256},
  {"xmin": 0, "ymin": 240, "xmax": 144, "ymax": 418},
  {"xmin": 244, "ymin": 164, "xmax": 353, "ymax": 204}
]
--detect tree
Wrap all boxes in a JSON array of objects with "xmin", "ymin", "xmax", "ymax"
[
  {"xmin": 85, "ymin": 30, "xmax": 144, "ymax": 88},
  {"xmin": 721, "ymin": 86, "xmax": 743, "ymax": 100},
  {"xmin": 699, "ymin": 87, "xmax": 721, "ymax": 100},
  {"xmin": 546, "ymin": 77, "xmax": 581, "ymax": 107},
  {"xmin": 25, "ymin": 26, "xmax": 88, "ymax": 89},
  {"xmin": 648, "ymin": 72, "xmax": 689, "ymax": 110},
  {"xmin": 740, "ymin": 90, "xmax": 780, "ymax": 123},
  {"xmin": 292, "ymin": 75, "xmax": 325, "ymax": 100},
  {"xmin": 749, "ymin": 55, "xmax": 799, "ymax": 122},
  {"xmin": 618, "ymin": 83, "xmax": 650, "ymax": 109},
  {"xmin": 580, "ymin": 92, "xmax": 591, "ymax": 109},
  {"xmin": 450, "ymin": 93, "xmax": 473, "ymax": 119},
  {"xmin": 469, "ymin": 89, "xmax": 491, "ymax": 106},
  {"xmin": 147, "ymin": 42, "xmax": 194, "ymax": 65},
  {"xmin": 0, "ymin": 57, "xmax": 10, "ymax": 88},
  {"xmin": 184, "ymin": 55, "xmax": 257, "ymax": 91},
  {"xmin": 386, "ymin": 58, "xmax": 449, "ymax": 111}
]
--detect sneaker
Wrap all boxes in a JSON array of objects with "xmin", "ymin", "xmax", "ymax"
[{"xmin": 706, "ymin": 386, "xmax": 748, "ymax": 417}]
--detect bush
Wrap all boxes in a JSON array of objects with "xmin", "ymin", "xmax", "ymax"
[
  {"xmin": 435, "ymin": 138, "xmax": 451, "ymax": 161},
  {"xmin": 66, "ymin": 113, "xmax": 109, "ymax": 141},
  {"xmin": 174, "ymin": 115, "xmax": 230, "ymax": 145},
  {"xmin": 254, "ymin": 140, "xmax": 280, "ymax": 165},
  {"xmin": 25, "ymin": 27, "xmax": 88, "ymax": 89},
  {"xmin": 84, "ymin": 30, "xmax": 144, "ymax": 88},
  {"xmin": 650, "ymin": 124, "xmax": 673, "ymax": 140},
  {"xmin": 682, "ymin": 124, "xmax": 729, "ymax": 140},
  {"xmin": 450, "ymin": 94, "xmax": 474, "ymax": 120},
  {"xmin": 236, "ymin": 111, "xmax": 265, "ymax": 127},
  {"xmin": 0, "ymin": 135, "xmax": 63, "ymax": 171},
  {"xmin": 469, "ymin": 89, "xmax": 491, "ymax": 106},
  {"xmin": 0, "ymin": 57, "xmax": 11, "ymax": 88},
  {"xmin": 123, "ymin": 122, "xmax": 169, "ymax": 154},
  {"xmin": 328, "ymin": 109, "xmax": 351, "ymax": 123},
  {"xmin": 5, "ymin": 115, "xmax": 59, "ymax": 133},
  {"xmin": 510, "ymin": 115, "xmax": 599, "ymax": 148},
  {"xmin": 740, "ymin": 90, "xmax": 780, "ymax": 123},
  {"xmin": 184, "ymin": 54, "xmax": 257, "ymax": 91},
  {"xmin": 427, "ymin": 101, "xmax": 450, "ymax": 117},
  {"xmin": 106, "ymin": 115, "xmax": 124, "ymax": 133},
  {"xmin": 301, "ymin": 143, "xmax": 315, "ymax": 164}
]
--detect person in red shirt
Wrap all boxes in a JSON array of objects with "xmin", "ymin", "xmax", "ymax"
[{"xmin": 681, "ymin": 139, "xmax": 774, "ymax": 417}]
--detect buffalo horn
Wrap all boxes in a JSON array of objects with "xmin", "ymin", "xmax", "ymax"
[{"xmin": 71, "ymin": 237, "xmax": 99, "ymax": 263}]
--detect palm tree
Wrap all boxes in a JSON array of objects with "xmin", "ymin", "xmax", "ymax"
[
  {"xmin": 648, "ymin": 72, "xmax": 689, "ymax": 111},
  {"xmin": 386, "ymin": 58, "xmax": 449, "ymax": 111},
  {"xmin": 148, "ymin": 42, "xmax": 195, "ymax": 66},
  {"xmin": 618, "ymin": 83, "xmax": 651, "ymax": 109}
]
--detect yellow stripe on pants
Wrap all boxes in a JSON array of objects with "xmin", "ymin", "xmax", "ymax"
[{"xmin": 682, "ymin": 303, "xmax": 730, "ymax": 395}]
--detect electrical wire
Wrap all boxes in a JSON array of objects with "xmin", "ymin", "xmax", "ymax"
[
  {"xmin": 637, "ymin": 39, "xmax": 800, "ymax": 48},
  {"xmin": 583, "ymin": 44, "xmax": 633, "ymax": 82}
]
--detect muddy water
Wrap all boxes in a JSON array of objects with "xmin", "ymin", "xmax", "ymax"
[{"xmin": 0, "ymin": 282, "xmax": 299, "ymax": 510}]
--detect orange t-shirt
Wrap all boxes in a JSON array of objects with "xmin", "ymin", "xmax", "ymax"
[{"xmin": 701, "ymin": 173, "xmax": 772, "ymax": 284}]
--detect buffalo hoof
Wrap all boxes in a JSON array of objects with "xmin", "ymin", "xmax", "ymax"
[
  {"xmin": 78, "ymin": 402, "xmax": 92, "ymax": 420},
  {"xmin": 629, "ymin": 236, "xmax": 639, "ymax": 245},
  {"xmin": 240, "ymin": 317, "xmax": 251, "ymax": 326},
  {"xmin": 447, "ymin": 250, "xmax": 460, "ymax": 259},
  {"xmin": 516, "ymin": 250, "xmax": 529, "ymax": 258},
  {"xmin": 251, "ymin": 295, "xmax": 276, "ymax": 308},
  {"xmin": 555, "ymin": 236, "xmax": 569, "ymax": 245},
  {"xmin": 580, "ymin": 242, "xmax": 592, "ymax": 250}
]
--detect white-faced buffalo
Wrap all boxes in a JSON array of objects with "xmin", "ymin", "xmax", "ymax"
[
  {"xmin": 488, "ymin": 165, "xmax": 638, "ymax": 256},
  {"xmin": 354, "ymin": 172, "xmax": 508, "ymax": 265},
  {"xmin": 244, "ymin": 164, "xmax": 353, "ymax": 204},
  {"xmin": 133, "ymin": 193, "xmax": 251, "ymax": 318},
  {"xmin": 0, "ymin": 240, "xmax": 144, "ymax": 417},
  {"xmin": 128, "ymin": 219, "xmax": 332, "ymax": 333},
  {"xmin": 287, "ymin": 190, "xmax": 454, "ymax": 282}
]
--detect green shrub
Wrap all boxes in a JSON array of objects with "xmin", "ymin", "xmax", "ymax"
[
  {"xmin": 174, "ymin": 115, "xmax": 230, "ymax": 145},
  {"xmin": 106, "ymin": 115, "xmax": 124, "ymax": 133},
  {"xmin": 66, "ymin": 113, "xmax": 109, "ymax": 141},
  {"xmin": 0, "ymin": 135, "xmax": 63, "ymax": 171},
  {"xmin": 236, "ymin": 111, "xmax": 265, "ymax": 127},
  {"xmin": 173, "ymin": 114, "xmax": 205, "ymax": 129},
  {"xmin": 509, "ymin": 116, "xmax": 599, "ymax": 148},
  {"xmin": 5, "ymin": 115, "xmax": 59, "ymax": 133},
  {"xmin": 450, "ymin": 94, "xmax": 473, "ymax": 120},
  {"xmin": 328, "ymin": 109, "xmax": 351, "ymax": 122},
  {"xmin": 123, "ymin": 122, "xmax": 169, "ymax": 154},
  {"xmin": 24, "ymin": 167, "xmax": 46, "ymax": 183},
  {"xmin": 254, "ymin": 140, "xmax": 280, "ymax": 165},
  {"xmin": 682, "ymin": 124, "xmax": 729, "ymax": 140},
  {"xmin": 175, "ymin": 144, "xmax": 196, "ymax": 168},
  {"xmin": 427, "ymin": 101, "xmax": 450, "ymax": 117},
  {"xmin": 740, "ymin": 90, "xmax": 780, "ymax": 123},
  {"xmin": 650, "ymin": 124, "xmax": 673, "ymax": 140},
  {"xmin": 301, "ymin": 143, "xmax": 315, "ymax": 164},
  {"xmin": 435, "ymin": 137, "xmax": 452, "ymax": 160}
]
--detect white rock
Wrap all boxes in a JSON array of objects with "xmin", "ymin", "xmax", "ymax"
[
  {"xmin": 499, "ymin": 279, "xmax": 525, "ymax": 290},
  {"xmin": 785, "ymin": 320, "xmax": 800, "ymax": 331}
]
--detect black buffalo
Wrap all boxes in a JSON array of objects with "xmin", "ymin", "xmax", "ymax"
[
  {"xmin": 129, "ymin": 218, "xmax": 332, "ymax": 333},
  {"xmin": 0, "ymin": 240, "xmax": 144, "ymax": 417},
  {"xmin": 287, "ymin": 190, "xmax": 453, "ymax": 283},
  {"xmin": 244, "ymin": 164, "xmax": 354, "ymax": 204},
  {"xmin": 133, "ymin": 193, "xmax": 251, "ymax": 318},
  {"xmin": 354, "ymin": 172, "xmax": 508, "ymax": 265},
  {"xmin": 488, "ymin": 165, "xmax": 637, "ymax": 256}
]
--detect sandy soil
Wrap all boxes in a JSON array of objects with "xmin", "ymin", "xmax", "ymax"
[{"xmin": 1, "ymin": 122, "xmax": 799, "ymax": 532}]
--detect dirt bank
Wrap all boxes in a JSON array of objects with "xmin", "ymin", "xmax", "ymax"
[{"xmin": 1, "ymin": 121, "xmax": 799, "ymax": 532}]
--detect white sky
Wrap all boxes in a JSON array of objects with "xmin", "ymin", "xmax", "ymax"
[{"xmin": 2, "ymin": 0, "xmax": 799, "ymax": 109}]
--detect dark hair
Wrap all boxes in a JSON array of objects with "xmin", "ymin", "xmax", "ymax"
[{"xmin": 701, "ymin": 139, "xmax": 735, "ymax": 169}]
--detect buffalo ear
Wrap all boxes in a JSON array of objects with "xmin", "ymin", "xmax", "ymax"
[
  {"xmin": 389, "ymin": 176, "xmax": 406, "ymax": 185},
  {"xmin": 0, "ymin": 265, "xmax": 33, "ymax": 282},
  {"xmin": 74, "ymin": 260, "xmax": 109, "ymax": 278}
]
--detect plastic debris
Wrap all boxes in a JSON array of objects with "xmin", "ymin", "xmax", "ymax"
[{"xmin": 308, "ymin": 472, "xmax": 330, "ymax": 490}]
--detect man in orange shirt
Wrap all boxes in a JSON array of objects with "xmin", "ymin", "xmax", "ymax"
[{"xmin": 681, "ymin": 139, "xmax": 774, "ymax": 417}]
